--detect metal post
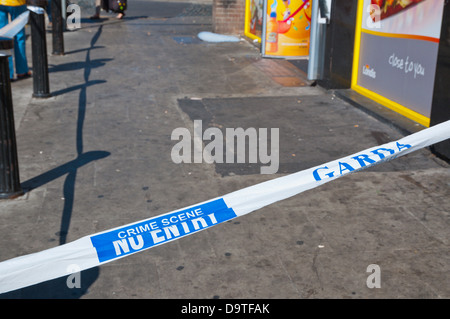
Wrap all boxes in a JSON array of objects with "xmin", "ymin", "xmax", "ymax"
[
  {"xmin": 27, "ymin": 0, "xmax": 51, "ymax": 98},
  {"xmin": 0, "ymin": 37, "xmax": 24, "ymax": 199},
  {"xmin": 51, "ymin": 0, "xmax": 64, "ymax": 55},
  {"xmin": 307, "ymin": 0, "xmax": 329, "ymax": 81}
]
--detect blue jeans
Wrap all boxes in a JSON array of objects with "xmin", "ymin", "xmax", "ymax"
[{"xmin": 0, "ymin": 5, "xmax": 29, "ymax": 79}]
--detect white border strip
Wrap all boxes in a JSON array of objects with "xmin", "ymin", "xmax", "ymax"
[{"xmin": 0, "ymin": 120, "xmax": 449, "ymax": 294}]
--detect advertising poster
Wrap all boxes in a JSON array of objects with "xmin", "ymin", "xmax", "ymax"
[
  {"xmin": 245, "ymin": 0, "xmax": 264, "ymax": 41},
  {"xmin": 352, "ymin": 0, "xmax": 445, "ymax": 127},
  {"xmin": 262, "ymin": 0, "xmax": 312, "ymax": 58}
]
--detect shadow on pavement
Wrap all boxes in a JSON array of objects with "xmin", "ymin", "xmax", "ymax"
[{"xmin": 0, "ymin": 267, "xmax": 100, "ymax": 299}]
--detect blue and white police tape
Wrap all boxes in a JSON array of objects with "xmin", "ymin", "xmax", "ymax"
[
  {"xmin": 0, "ymin": 5, "xmax": 46, "ymax": 39},
  {"xmin": 0, "ymin": 11, "xmax": 29, "ymax": 39},
  {"xmin": 0, "ymin": 120, "xmax": 449, "ymax": 294}
]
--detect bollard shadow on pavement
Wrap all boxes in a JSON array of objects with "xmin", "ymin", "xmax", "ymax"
[
  {"xmin": 77, "ymin": 15, "xmax": 149, "ymax": 30},
  {"xmin": 49, "ymin": 80, "xmax": 107, "ymax": 97},
  {"xmin": 21, "ymin": 151, "xmax": 111, "ymax": 193},
  {"xmin": 64, "ymin": 45, "xmax": 105, "ymax": 55},
  {"xmin": 80, "ymin": 17, "xmax": 109, "ymax": 23},
  {"xmin": 48, "ymin": 58, "xmax": 113, "ymax": 73},
  {"xmin": 0, "ymin": 267, "xmax": 100, "ymax": 299}
]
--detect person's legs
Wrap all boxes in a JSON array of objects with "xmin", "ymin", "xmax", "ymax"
[
  {"xmin": 90, "ymin": 0, "xmax": 101, "ymax": 18},
  {"xmin": 10, "ymin": 5, "xmax": 29, "ymax": 77},
  {"xmin": 116, "ymin": 1, "xmax": 126, "ymax": 19},
  {"xmin": 0, "ymin": 6, "xmax": 14, "ymax": 79}
]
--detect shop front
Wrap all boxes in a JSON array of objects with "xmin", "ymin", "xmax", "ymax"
[
  {"xmin": 315, "ymin": 0, "xmax": 449, "ymax": 159},
  {"xmin": 241, "ymin": 0, "xmax": 450, "ymax": 159},
  {"xmin": 351, "ymin": 0, "xmax": 445, "ymax": 128}
]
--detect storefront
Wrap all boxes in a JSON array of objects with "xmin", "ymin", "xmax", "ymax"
[
  {"xmin": 351, "ymin": 0, "xmax": 445, "ymax": 128},
  {"xmin": 240, "ymin": 0, "xmax": 449, "ymax": 159}
]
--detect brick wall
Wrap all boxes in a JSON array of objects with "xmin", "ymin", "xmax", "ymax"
[{"xmin": 212, "ymin": 0, "xmax": 246, "ymax": 35}]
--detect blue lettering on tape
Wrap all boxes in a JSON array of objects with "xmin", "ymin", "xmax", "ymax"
[
  {"xmin": 90, "ymin": 198, "xmax": 236, "ymax": 263},
  {"xmin": 312, "ymin": 142, "xmax": 412, "ymax": 181}
]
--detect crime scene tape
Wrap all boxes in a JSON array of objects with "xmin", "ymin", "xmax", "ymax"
[
  {"xmin": 26, "ymin": 6, "xmax": 45, "ymax": 15},
  {"xmin": 0, "ymin": 6, "xmax": 46, "ymax": 39},
  {"xmin": 0, "ymin": 120, "xmax": 449, "ymax": 294},
  {"xmin": 0, "ymin": 11, "xmax": 29, "ymax": 39}
]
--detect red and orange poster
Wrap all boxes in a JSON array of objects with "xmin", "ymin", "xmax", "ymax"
[
  {"xmin": 353, "ymin": 0, "xmax": 445, "ymax": 126},
  {"xmin": 371, "ymin": 0, "xmax": 425, "ymax": 21}
]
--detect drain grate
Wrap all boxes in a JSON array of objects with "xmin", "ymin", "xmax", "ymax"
[{"xmin": 172, "ymin": 36, "xmax": 204, "ymax": 44}]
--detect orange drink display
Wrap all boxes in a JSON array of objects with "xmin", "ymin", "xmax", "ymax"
[
  {"xmin": 265, "ymin": 11, "xmax": 279, "ymax": 52},
  {"xmin": 264, "ymin": 0, "xmax": 312, "ymax": 57}
]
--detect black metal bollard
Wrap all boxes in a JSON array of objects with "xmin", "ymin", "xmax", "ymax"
[
  {"xmin": 0, "ymin": 37, "xmax": 24, "ymax": 199},
  {"xmin": 51, "ymin": 0, "xmax": 64, "ymax": 55},
  {"xmin": 27, "ymin": 0, "xmax": 51, "ymax": 98}
]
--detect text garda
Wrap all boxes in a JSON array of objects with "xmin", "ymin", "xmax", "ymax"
[{"xmin": 312, "ymin": 142, "xmax": 411, "ymax": 181}]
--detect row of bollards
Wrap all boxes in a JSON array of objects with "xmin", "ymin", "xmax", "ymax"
[{"xmin": 1, "ymin": 0, "xmax": 65, "ymax": 199}]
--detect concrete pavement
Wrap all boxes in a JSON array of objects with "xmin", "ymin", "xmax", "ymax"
[{"xmin": 0, "ymin": 0, "xmax": 449, "ymax": 299}]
